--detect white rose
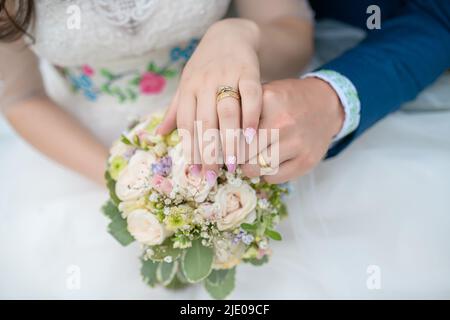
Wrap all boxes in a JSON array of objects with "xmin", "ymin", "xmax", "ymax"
[
  {"xmin": 170, "ymin": 144, "xmax": 213, "ymax": 203},
  {"xmin": 109, "ymin": 140, "xmax": 135, "ymax": 161},
  {"xmin": 127, "ymin": 209, "xmax": 168, "ymax": 245},
  {"xmin": 115, "ymin": 150, "xmax": 156, "ymax": 201},
  {"xmin": 196, "ymin": 203, "xmax": 220, "ymax": 221},
  {"xmin": 215, "ymin": 183, "xmax": 257, "ymax": 231}
]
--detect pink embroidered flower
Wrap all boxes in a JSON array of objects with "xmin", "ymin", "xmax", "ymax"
[
  {"xmin": 139, "ymin": 72, "xmax": 166, "ymax": 94},
  {"xmin": 151, "ymin": 174, "xmax": 173, "ymax": 194},
  {"xmin": 82, "ymin": 65, "xmax": 94, "ymax": 77}
]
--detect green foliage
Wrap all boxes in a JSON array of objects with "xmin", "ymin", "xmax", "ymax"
[
  {"xmin": 101, "ymin": 200, "xmax": 134, "ymax": 246},
  {"xmin": 204, "ymin": 268, "xmax": 236, "ymax": 300},
  {"xmin": 150, "ymin": 239, "xmax": 181, "ymax": 262},
  {"xmin": 181, "ymin": 239, "xmax": 214, "ymax": 283},
  {"xmin": 100, "ymin": 68, "xmax": 114, "ymax": 80},
  {"xmin": 244, "ymin": 255, "xmax": 269, "ymax": 266},
  {"xmin": 161, "ymin": 69, "xmax": 177, "ymax": 78},
  {"xmin": 105, "ymin": 170, "xmax": 121, "ymax": 206},
  {"xmin": 240, "ymin": 223, "xmax": 257, "ymax": 233},
  {"xmin": 264, "ymin": 229, "xmax": 282, "ymax": 241},
  {"xmin": 157, "ymin": 260, "xmax": 178, "ymax": 286}
]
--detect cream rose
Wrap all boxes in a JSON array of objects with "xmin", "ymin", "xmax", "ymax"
[
  {"xmin": 170, "ymin": 144, "xmax": 213, "ymax": 203},
  {"xmin": 108, "ymin": 140, "xmax": 135, "ymax": 161},
  {"xmin": 127, "ymin": 209, "xmax": 168, "ymax": 245},
  {"xmin": 215, "ymin": 183, "xmax": 257, "ymax": 231},
  {"xmin": 115, "ymin": 150, "xmax": 156, "ymax": 201}
]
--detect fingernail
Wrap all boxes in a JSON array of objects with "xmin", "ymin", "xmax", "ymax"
[
  {"xmin": 205, "ymin": 170, "xmax": 217, "ymax": 186},
  {"xmin": 189, "ymin": 164, "xmax": 201, "ymax": 176},
  {"xmin": 226, "ymin": 155, "xmax": 237, "ymax": 173},
  {"xmin": 244, "ymin": 127, "xmax": 256, "ymax": 145}
]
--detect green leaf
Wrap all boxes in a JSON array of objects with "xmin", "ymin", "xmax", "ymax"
[
  {"xmin": 147, "ymin": 62, "xmax": 158, "ymax": 72},
  {"xmin": 176, "ymin": 268, "xmax": 189, "ymax": 284},
  {"xmin": 100, "ymin": 68, "xmax": 114, "ymax": 80},
  {"xmin": 104, "ymin": 171, "xmax": 121, "ymax": 205},
  {"xmin": 264, "ymin": 229, "xmax": 282, "ymax": 241},
  {"xmin": 165, "ymin": 272, "xmax": 190, "ymax": 290},
  {"xmin": 157, "ymin": 260, "xmax": 178, "ymax": 286},
  {"xmin": 120, "ymin": 134, "xmax": 132, "ymax": 146},
  {"xmin": 141, "ymin": 258, "xmax": 158, "ymax": 287},
  {"xmin": 244, "ymin": 255, "xmax": 269, "ymax": 266},
  {"xmin": 107, "ymin": 215, "xmax": 135, "ymax": 246},
  {"xmin": 206, "ymin": 269, "xmax": 232, "ymax": 286},
  {"xmin": 204, "ymin": 268, "xmax": 236, "ymax": 300},
  {"xmin": 100, "ymin": 83, "xmax": 111, "ymax": 94},
  {"xmin": 102, "ymin": 200, "xmax": 120, "ymax": 220},
  {"xmin": 129, "ymin": 76, "xmax": 141, "ymax": 86},
  {"xmin": 181, "ymin": 239, "xmax": 214, "ymax": 283},
  {"xmin": 101, "ymin": 200, "xmax": 134, "ymax": 246},
  {"xmin": 240, "ymin": 223, "xmax": 257, "ymax": 232},
  {"xmin": 126, "ymin": 88, "xmax": 137, "ymax": 101}
]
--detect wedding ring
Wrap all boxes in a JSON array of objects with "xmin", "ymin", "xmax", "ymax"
[
  {"xmin": 216, "ymin": 85, "xmax": 241, "ymax": 102},
  {"xmin": 258, "ymin": 153, "xmax": 271, "ymax": 169}
]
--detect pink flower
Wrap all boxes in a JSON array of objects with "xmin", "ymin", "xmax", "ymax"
[
  {"xmin": 139, "ymin": 72, "xmax": 166, "ymax": 94},
  {"xmin": 82, "ymin": 64, "xmax": 94, "ymax": 77},
  {"xmin": 151, "ymin": 174, "xmax": 173, "ymax": 194}
]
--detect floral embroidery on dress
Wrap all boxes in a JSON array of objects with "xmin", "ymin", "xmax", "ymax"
[{"xmin": 58, "ymin": 39, "xmax": 199, "ymax": 103}]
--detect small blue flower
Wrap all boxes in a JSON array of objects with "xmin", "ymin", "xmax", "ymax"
[
  {"xmin": 152, "ymin": 156, "xmax": 172, "ymax": 176},
  {"xmin": 78, "ymin": 74, "xmax": 93, "ymax": 89},
  {"xmin": 242, "ymin": 234, "xmax": 254, "ymax": 245},
  {"xmin": 170, "ymin": 47, "xmax": 183, "ymax": 62}
]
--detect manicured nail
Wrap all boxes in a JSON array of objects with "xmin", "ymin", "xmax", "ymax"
[
  {"xmin": 189, "ymin": 164, "xmax": 201, "ymax": 176},
  {"xmin": 205, "ymin": 170, "xmax": 217, "ymax": 186},
  {"xmin": 244, "ymin": 127, "xmax": 256, "ymax": 145},
  {"xmin": 226, "ymin": 155, "xmax": 237, "ymax": 173}
]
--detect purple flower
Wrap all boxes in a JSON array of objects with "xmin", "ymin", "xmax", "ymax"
[
  {"xmin": 151, "ymin": 156, "xmax": 172, "ymax": 177},
  {"xmin": 242, "ymin": 234, "xmax": 254, "ymax": 245}
]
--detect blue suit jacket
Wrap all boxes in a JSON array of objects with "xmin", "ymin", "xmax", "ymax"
[{"xmin": 309, "ymin": 0, "xmax": 450, "ymax": 157}]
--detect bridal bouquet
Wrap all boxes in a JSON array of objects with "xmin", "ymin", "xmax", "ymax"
[{"xmin": 102, "ymin": 114, "xmax": 288, "ymax": 299}]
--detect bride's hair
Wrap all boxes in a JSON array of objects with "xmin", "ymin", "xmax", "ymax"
[{"xmin": 0, "ymin": 0, "xmax": 34, "ymax": 42}]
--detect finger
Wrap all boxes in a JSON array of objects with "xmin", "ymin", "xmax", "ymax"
[
  {"xmin": 239, "ymin": 73, "xmax": 262, "ymax": 146},
  {"xmin": 241, "ymin": 139, "xmax": 297, "ymax": 178},
  {"xmin": 217, "ymin": 86, "xmax": 241, "ymax": 174},
  {"xmin": 196, "ymin": 87, "xmax": 220, "ymax": 185},
  {"xmin": 157, "ymin": 88, "xmax": 179, "ymax": 135},
  {"xmin": 176, "ymin": 88, "xmax": 197, "ymax": 164}
]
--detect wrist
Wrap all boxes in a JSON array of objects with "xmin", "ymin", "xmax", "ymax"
[
  {"xmin": 304, "ymin": 77, "xmax": 345, "ymax": 138},
  {"xmin": 302, "ymin": 70, "xmax": 361, "ymax": 142},
  {"xmin": 209, "ymin": 18, "xmax": 261, "ymax": 51}
]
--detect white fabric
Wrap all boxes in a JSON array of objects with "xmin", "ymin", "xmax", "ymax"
[{"xmin": 1, "ymin": 6, "xmax": 450, "ymax": 299}]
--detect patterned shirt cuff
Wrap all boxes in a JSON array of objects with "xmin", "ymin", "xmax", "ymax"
[{"xmin": 302, "ymin": 70, "xmax": 361, "ymax": 143}]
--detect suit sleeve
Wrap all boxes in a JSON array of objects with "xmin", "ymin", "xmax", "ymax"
[{"xmin": 324, "ymin": 0, "xmax": 450, "ymax": 157}]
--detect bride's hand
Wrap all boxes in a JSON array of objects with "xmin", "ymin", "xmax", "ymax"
[{"xmin": 157, "ymin": 18, "xmax": 263, "ymax": 184}]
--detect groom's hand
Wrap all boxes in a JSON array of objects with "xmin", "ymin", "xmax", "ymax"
[{"xmin": 241, "ymin": 78, "xmax": 345, "ymax": 183}]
